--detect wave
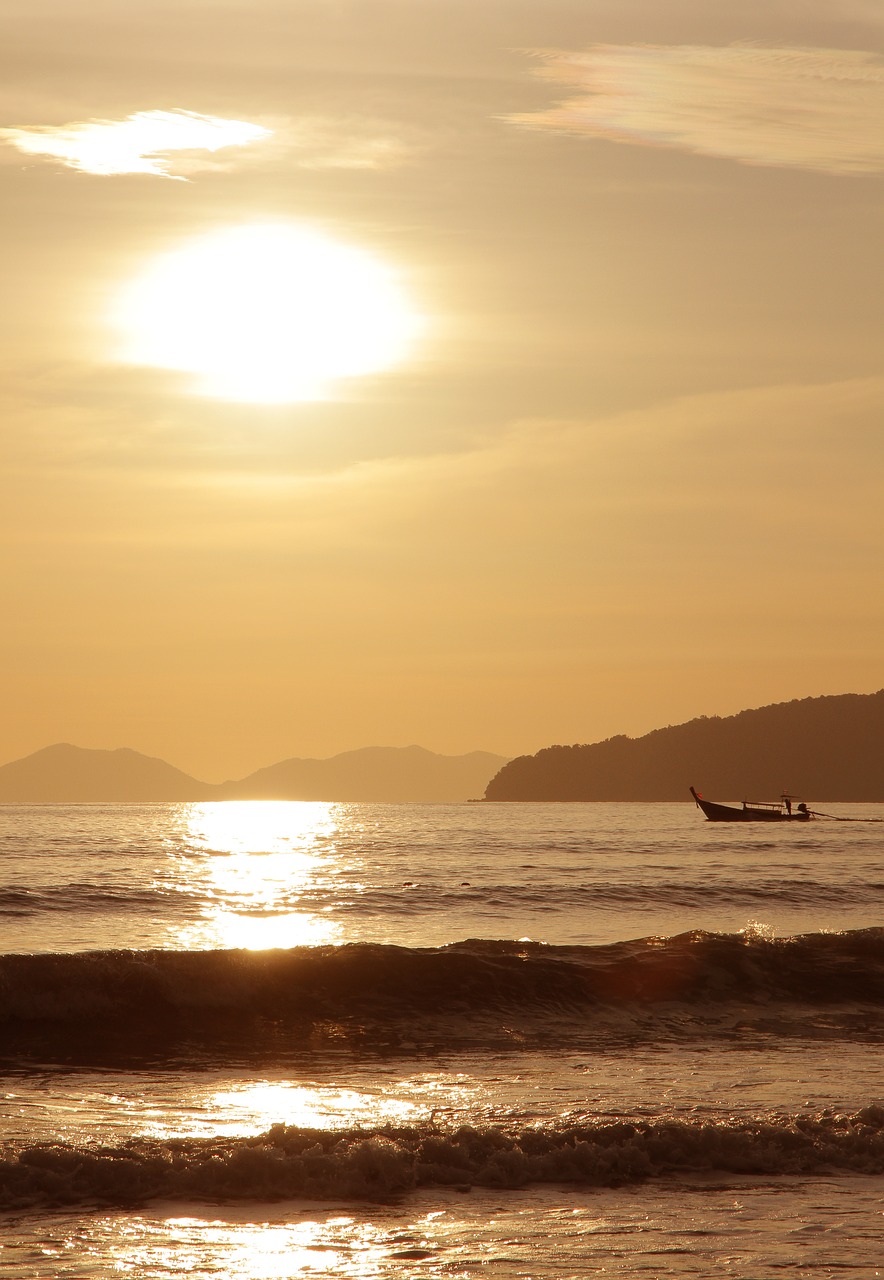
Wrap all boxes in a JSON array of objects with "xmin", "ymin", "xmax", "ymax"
[
  {"xmin": 3, "ymin": 929, "xmax": 884, "ymax": 1064},
  {"xmin": 0, "ymin": 884, "xmax": 184, "ymax": 918},
  {"xmin": 4, "ymin": 876, "xmax": 881, "ymax": 921},
  {"xmin": 4, "ymin": 1106, "xmax": 884, "ymax": 1209}
]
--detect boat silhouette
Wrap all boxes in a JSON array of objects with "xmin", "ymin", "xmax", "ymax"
[{"xmin": 690, "ymin": 785, "xmax": 812, "ymax": 822}]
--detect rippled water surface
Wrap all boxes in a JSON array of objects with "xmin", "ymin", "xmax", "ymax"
[
  {"xmin": 2, "ymin": 800, "xmax": 883, "ymax": 952},
  {"xmin": 1, "ymin": 801, "xmax": 883, "ymax": 1277}
]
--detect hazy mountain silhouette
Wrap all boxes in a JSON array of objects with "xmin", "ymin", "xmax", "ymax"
[
  {"xmin": 0, "ymin": 744, "xmax": 213, "ymax": 803},
  {"xmin": 484, "ymin": 691, "xmax": 884, "ymax": 802},
  {"xmin": 0, "ymin": 743, "xmax": 508, "ymax": 803},
  {"xmin": 218, "ymin": 746, "xmax": 509, "ymax": 802}
]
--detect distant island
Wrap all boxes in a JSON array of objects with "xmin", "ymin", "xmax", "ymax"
[
  {"xmin": 484, "ymin": 691, "xmax": 884, "ymax": 802},
  {"xmin": 0, "ymin": 744, "xmax": 509, "ymax": 804},
  {"xmin": 5, "ymin": 691, "xmax": 882, "ymax": 804}
]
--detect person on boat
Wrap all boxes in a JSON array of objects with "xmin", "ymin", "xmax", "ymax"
[{"xmin": 785, "ymin": 796, "xmax": 792, "ymax": 815}]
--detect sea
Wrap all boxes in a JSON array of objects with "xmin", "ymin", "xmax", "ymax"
[{"xmin": 2, "ymin": 799, "xmax": 884, "ymax": 1278}]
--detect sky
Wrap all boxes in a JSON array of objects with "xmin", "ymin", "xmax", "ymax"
[{"xmin": 1, "ymin": 0, "xmax": 882, "ymax": 782}]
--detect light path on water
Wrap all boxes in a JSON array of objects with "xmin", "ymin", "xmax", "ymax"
[
  {"xmin": 4, "ymin": 1183, "xmax": 884, "ymax": 1278},
  {"xmin": 1, "ymin": 800, "xmax": 882, "ymax": 954}
]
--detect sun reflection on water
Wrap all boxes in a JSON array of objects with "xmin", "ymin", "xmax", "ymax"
[
  {"xmin": 142, "ymin": 1080, "xmax": 420, "ymax": 1139},
  {"xmin": 186, "ymin": 800, "xmax": 337, "ymax": 856},
  {"xmin": 169, "ymin": 801, "xmax": 349, "ymax": 950},
  {"xmin": 110, "ymin": 1215, "xmax": 414, "ymax": 1279}
]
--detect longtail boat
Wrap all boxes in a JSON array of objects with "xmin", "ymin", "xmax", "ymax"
[{"xmin": 690, "ymin": 785, "xmax": 813, "ymax": 822}]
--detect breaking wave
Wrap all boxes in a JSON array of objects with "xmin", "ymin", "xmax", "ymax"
[
  {"xmin": 3, "ymin": 928, "xmax": 884, "ymax": 1064},
  {"xmin": 4, "ymin": 1107, "xmax": 884, "ymax": 1209}
]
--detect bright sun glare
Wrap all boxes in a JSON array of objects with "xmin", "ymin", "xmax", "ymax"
[{"xmin": 114, "ymin": 223, "xmax": 421, "ymax": 403}]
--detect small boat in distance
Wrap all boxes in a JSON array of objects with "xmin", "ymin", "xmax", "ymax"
[{"xmin": 690, "ymin": 785, "xmax": 813, "ymax": 822}]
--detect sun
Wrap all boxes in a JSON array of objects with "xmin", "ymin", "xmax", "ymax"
[{"xmin": 113, "ymin": 222, "xmax": 422, "ymax": 403}]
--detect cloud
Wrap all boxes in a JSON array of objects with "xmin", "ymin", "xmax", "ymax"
[
  {"xmin": 263, "ymin": 375, "xmax": 884, "ymax": 588},
  {"xmin": 280, "ymin": 116, "xmax": 415, "ymax": 170},
  {"xmin": 507, "ymin": 44, "xmax": 884, "ymax": 175},
  {"xmin": 0, "ymin": 109, "xmax": 271, "ymax": 178},
  {"xmin": 0, "ymin": 109, "xmax": 414, "ymax": 178}
]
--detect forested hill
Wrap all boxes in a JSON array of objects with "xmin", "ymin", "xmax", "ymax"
[{"xmin": 484, "ymin": 691, "xmax": 884, "ymax": 802}]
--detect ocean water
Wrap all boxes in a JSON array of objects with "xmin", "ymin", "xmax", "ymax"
[{"xmin": 1, "ymin": 800, "xmax": 883, "ymax": 1278}]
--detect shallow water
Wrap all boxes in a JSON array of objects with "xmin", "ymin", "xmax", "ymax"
[
  {"xmin": 4, "ymin": 1183, "xmax": 884, "ymax": 1278},
  {"xmin": 1, "ymin": 801, "xmax": 883, "ymax": 1276}
]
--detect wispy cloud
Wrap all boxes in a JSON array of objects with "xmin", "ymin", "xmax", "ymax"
[
  {"xmin": 507, "ymin": 45, "xmax": 884, "ymax": 175},
  {"xmin": 0, "ymin": 109, "xmax": 271, "ymax": 178},
  {"xmin": 0, "ymin": 109, "xmax": 414, "ymax": 178},
  {"xmin": 280, "ymin": 116, "xmax": 414, "ymax": 170}
]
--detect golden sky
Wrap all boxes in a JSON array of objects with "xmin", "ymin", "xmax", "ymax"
[{"xmin": 2, "ymin": 0, "xmax": 882, "ymax": 780}]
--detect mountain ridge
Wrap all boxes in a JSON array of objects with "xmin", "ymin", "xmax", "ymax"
[
  {"xmin": 0, "ymin": 743, "xmax": 509, "ymax": 803},
  {"xmin": 215, "ymin": 745, "xmax": 508, "ymax": 802},
  {"xmin": 483, "ymin": 690, "xmax": 884, "ymax": 801}
]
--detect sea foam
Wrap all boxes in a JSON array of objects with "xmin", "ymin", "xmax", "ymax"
[{"xmin": 4, "ymin": 1107, "xmax": 884, "ymax": 1209}]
